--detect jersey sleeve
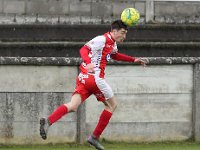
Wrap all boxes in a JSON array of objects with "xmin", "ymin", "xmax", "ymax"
[
  {"xmin": 111, "ymin": 52, "xmax": 135, "ymax": 62},
  {"xmin": 80, "ymin": 45, "xmax": 91, "ymax": 65},
  {"xmin": 85, "ymin": 36, "xmax": 106, "ymax": 51}
]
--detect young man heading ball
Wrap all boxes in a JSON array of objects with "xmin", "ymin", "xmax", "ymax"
[{"xmin": 40, "ymin": 20, "xmax": 147, "ymax": 150}]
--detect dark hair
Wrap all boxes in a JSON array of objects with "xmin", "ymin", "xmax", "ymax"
[{"xmin": 111, "ymin": 20, "xmax": 129, "ymax": 31}]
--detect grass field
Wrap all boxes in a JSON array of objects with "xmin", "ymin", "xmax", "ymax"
[{"xmin": 0, "ymin": 141, "xmax": 200, "ymax": 150}]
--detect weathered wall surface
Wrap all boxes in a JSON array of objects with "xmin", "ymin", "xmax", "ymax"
[
  {"xmin": 0, "ymin": 65, "xmax": 78, "ymax": 144},
  {"xmin": 86, "ymin": 65, "xmax": 193, "ymax": 142},
  {"xmin": 0, "ymin": 0, "xmax": 199, "ymax": 24},
  {"xmin": 0, "ymin": 57, "xmax": 199, "ymax": 144},
  {"xmin": 0, "ymin": 66, "xmax": 77, "ymax": 92}
]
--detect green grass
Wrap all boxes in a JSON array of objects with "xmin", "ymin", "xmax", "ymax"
[{"xmin": 0, "ymin": 141, "xmax": 200, "ymax": 150}]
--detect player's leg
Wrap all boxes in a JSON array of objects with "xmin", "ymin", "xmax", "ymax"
[
  {"xmin": 87, "ymin": 78, "xmax": 116, "ymax": 150},
  {"xmin": 102, "ymin": 96, "xmax": 117, "ymax": 113},
  {"xmin": 92, "ymin": 96, "xmax": 117, "ymax": 139},
  {"xmin": 87, "ymin": 97, "xmax": 117, "ymax": 150},
  {"xmin": 40, "ymin": 93, "xmax": 82, "ymax": 140},
  {"xmin": 48, "ymin": 93, "xmax": 82, "ymax": 124},
  {"xmin": 40, "ymin": 75, "xmax": 91, "ymax": 140}
]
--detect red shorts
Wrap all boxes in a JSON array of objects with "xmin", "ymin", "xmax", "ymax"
[{"xmin": 72, "ymin": 72, "xmax": 113, "ymax": 102}]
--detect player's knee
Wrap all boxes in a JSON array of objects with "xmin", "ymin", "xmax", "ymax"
[
  {"xmin": 112, "ymin": 102, "xmax": 117, "ymax": 112},
  {"xmin": 105, "ymin": 102, "xmax": 117, "ymax": 113},
  {"xmin": 70, "ymin": 105, "xmax": 79, "ymax": 112},
  {"xmin": 65, "ymin": 103, "xmax": 79, "ymax": 112}
]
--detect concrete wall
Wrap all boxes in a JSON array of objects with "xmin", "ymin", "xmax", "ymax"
[
  {"xmin": 0, "ymin": 66, "xmax": 78, "ymax": 144},
  {"xmin": 154, "ymin": 1, "xmax": 200, "ymax": 23},
  {"xmin": 86, "ymin": 65, "xmax": 193, "ymax": 142},
  {"xmin": 0, "ymin": 0, "xmax": 199, "ymax": 24},
  {"xmin": 0, "ymin": 57, "xmax": 199, "ymax": 144}
]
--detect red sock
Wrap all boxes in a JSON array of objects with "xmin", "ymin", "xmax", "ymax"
[
  {"xmin": 93, "ymin": 109, "xmax": 112, "ymax": 139},
  {"xmin": 48, "ymin": 104, "xmax": 68, "ymax": 125}
]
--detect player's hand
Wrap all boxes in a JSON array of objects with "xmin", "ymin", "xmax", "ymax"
[
  {"xmin": 134, "ymin": 57, "xmax": 149, "ymax": 67},
  {"xmin": 86, "ymin": 63, "xmax": 95, "ymax": 73}
]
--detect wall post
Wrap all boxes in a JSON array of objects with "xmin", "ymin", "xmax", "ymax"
[
  {"xmin": 76, "ymin": 67, "xmax": 87, "ymax": 144},
  {"xmin": 146, "ymin": 0, "xmax": 154, "ymax": 23},
  {"xmin": 193, "ymin": 63, "xmax": 200, "ymax": 141}
]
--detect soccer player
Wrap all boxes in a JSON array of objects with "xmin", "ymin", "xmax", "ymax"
[{"xmin": 40, "ymin": 20, "xmax": 147, "ymax": 150}]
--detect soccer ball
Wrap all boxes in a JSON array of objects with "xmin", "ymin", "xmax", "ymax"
[{"xmin": 121, "ymin": 8, "xmax": 140, "ymax": 27}]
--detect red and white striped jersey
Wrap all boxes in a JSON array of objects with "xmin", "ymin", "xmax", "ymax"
[{"xmin": 80, "ymin": 32, "xmax": 117, "ymax": 78}]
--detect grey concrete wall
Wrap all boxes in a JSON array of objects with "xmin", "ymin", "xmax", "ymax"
[
  {"xmin": 0, "ymin": 66, "xmax": 77, "ymax": 92},
  {"xmin": 0, "ymin": 0, "xmax": 199, "ymax": 24},
  {"xmin": 154, "ymin": 1, "xmax": 200, "ymax": 24},
  {"xmin": 0, "ymin": 57, "xmax": 199, "ymax": 144},
  {"xmin": 86, "ymin": 65, "xmax": 193, "ymax": 142},
  {"xmin": 0, "ymin": 65, "xmax": 78, "ymax": 144},
  {"xmin": 0, "ymin": 93, "xmax": 77, "ymax": 144}
]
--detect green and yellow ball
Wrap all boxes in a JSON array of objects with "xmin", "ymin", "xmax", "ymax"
[{"xmin": 121, "ymin": 8, "xmax": 140, "ymax": 27}]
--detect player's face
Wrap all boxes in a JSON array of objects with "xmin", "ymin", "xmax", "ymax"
[{"xmin": 113, "ymin": 28, "xmax": 127, "ymax": 43}]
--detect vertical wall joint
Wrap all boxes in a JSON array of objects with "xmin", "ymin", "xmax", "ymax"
[
  {"xmin": 146, "ymin": 0, "xmax": 154, "ymax": 23},
  {"xmin": 193, "ymin": 63, "xmax": 200, "ymax": 141}
]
